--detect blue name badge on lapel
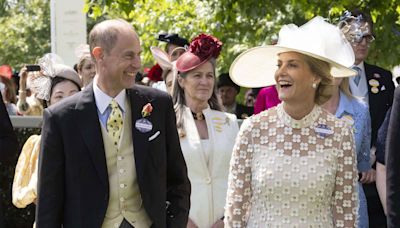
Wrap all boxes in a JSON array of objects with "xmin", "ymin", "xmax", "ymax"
[
  {"xmin": 314, "ymin": 124, "xmax": 334, "ymax": 138},
  {"xmin": 135, "ymin": 118, "xmax": 153, "ymax": 133}
]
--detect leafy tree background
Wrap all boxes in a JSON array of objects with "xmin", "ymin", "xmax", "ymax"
[
  {"xmin": 0, "ymin": 0, "xmax": 399, "ymax": 73},
  {"xmin": 0, "ymin": 0, "xmax": 50, "ymax": 70},
  {"xmin": 0, "ymin": 1, "xmax": 399, "ymax": 225},
  {"xmin": 84, "ymin": 0, "xmax": 400, "ymax": 73}
]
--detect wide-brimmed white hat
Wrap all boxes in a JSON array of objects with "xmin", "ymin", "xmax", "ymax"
[{"xmin": 230, "ymin": 16, "xmax": 356, "ymax": 88}]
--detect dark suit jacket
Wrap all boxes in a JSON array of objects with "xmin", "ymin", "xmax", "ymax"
[
  {"xmin": 365, "ymin": 62, "xmax": 395, "ymax": 146},
  {"xmin": 386, "ymin": 86, "xmax": 400, "ymax": 228},
  {"xmin": 36, "ymin": 85, "xmax": 190, "ymax": 228},
  {"xmin": 235, "ymin": 103, "xmax": 253, "ymax": 119},
  {"xmin": 0, "ymin": 93, "xmax": 18, "ymax": 228},
  {"xmin": 0, "ymin": 92, "xmax": 18, "ymax": 163}
]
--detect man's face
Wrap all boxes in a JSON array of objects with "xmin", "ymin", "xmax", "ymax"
[
  {"xmin": 346, "ymin": 22, "xmax": 373, "ymax": 64},
  {"xmin": 99, "ymin": 28, "xmax": 142, "ymax": 92},
  {"xmin": 218, "ymin": 86, "xmax": 238, "ymax": 106}
]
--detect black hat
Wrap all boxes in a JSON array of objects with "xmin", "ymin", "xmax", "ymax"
[
  {"xmin": 157, "ymin": 33, "xmax": 189, "ymax": 47},
  {"xmin": 217, "ymin": 73, "xmax": 240, "ymax": 92}
]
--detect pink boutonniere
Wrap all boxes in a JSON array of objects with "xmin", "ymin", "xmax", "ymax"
[{"xmin": 141, "ymin": 103, "xmax": 153, "ymax": 118}]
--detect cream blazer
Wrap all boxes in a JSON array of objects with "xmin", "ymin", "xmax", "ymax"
[{"xmin": 180, "ymin": 106, "xmax": 239, "ymax": 228}]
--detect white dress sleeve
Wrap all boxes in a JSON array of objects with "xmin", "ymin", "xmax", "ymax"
[
  {"xmin": 224, "ymin": 118, "xmax": 254, "ymax": 227},
  {"xmin": 332, "ymin": 125, "xmax": 358, "ymax": 227}
]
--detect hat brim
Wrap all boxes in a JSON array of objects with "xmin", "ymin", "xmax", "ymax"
[
  {"xmin": 176, "ymin": 51, "xmax": 209, "ymax": 72},
  {"xmin": 150, "ymin": 46, "xmax": 172, "ymax": 70},
  {"xmin": 230, "ymin": 45, "xmax": 357, "ymax": 88}
]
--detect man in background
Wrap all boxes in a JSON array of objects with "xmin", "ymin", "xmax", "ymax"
[
  {"xmin": 217, "ymin": 73, "xmax": 253, "ymax": 119},
  {"xmin": 339, "ymin": 9, "xmax": 395, "ymax": 227}
]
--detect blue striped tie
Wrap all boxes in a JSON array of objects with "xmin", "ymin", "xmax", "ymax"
[{"xmin": 352, "ymin": 66, "xmax": 362, "ymax": 86}]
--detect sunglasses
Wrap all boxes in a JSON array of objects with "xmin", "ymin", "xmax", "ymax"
[{"xmin": 350, "ymin": 34, "xmax": 375, "ymax": 44}]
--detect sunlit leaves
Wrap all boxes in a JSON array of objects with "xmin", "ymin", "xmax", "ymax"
[
  {"xmin": 0, "ymin": 0, "xmax": 51, "ymax": 69},
  {"xmin": 84, "ymin": 0, "xmax": 400, "ymax": 72}
]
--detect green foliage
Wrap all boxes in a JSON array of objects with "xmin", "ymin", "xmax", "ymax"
[
  {"xmin": 0, "ymin": 0, "xmax": 51, "ymax": 70},
  {"xmin": 85, "ymin": 0, "xmax": 400, "ymax": 75}
]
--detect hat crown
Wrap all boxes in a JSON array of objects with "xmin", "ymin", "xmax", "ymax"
[
  {"xmin": 229, "ymin": 16, "xmax": 357, "ymax": 88},
  {"xmin": 277, "ymin": 16, "xmax": 355, "ymax": 68}
]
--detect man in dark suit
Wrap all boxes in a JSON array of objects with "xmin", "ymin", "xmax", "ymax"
[
  {"xmin": 386, "ymin": 86, "xmax": 400, "ymax": 228},
  {"xmin": 217, "ymin": 73, "xmax": 253, "ymax": 119},
  {"xmin": 339, "ymin": 9, "xmax": 395, "ymax": 227},
  {"xmin": 0, "ymin": 92, "xmax": 18, "ymax": 228},
  {"xmin": 36, "ymin": 19, "xmax": 190, "ymax": 228}
]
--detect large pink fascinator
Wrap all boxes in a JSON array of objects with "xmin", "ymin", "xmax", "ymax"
[{"xmin": 150, "ymin": 46, "xmax": 180, "ymax": 78}]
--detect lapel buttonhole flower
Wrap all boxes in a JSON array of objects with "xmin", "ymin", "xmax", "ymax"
[{"xmin": 141, "ymin": 103, "xmax": 153, "ymax": 118}]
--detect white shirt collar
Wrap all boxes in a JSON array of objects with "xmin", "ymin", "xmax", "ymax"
[
  {"xmin": 355, "ymin": 61, "xmax": 365, "ymax": 73},
  {"xmin": 93, "ymin": 78, "xmax": 126, "ymax": 114}
]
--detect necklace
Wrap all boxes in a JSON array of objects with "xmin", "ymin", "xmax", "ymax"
[{"xmin": 192, "ymin": 111, "xmax": 204, "ymax": 120}]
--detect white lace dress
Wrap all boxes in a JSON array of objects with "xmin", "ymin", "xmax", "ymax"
[{"xmin": 224, "ymin": 104, "xmax": 358, "ymax": 228}]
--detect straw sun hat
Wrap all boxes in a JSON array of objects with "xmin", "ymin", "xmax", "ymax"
[{"xmin": 230, "ymin": 16, "xmax": 357, "ymax": 88}]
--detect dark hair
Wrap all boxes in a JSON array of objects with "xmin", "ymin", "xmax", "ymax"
[
  {"xmin": 49, "ymin": 77, "xmax": 81, "ymax": 98},
  {"xmin": 0, "ymin": 76, "xmax": 17, "ymax": 104},
  {"xmin": 217, "ymin": 73, "xmax": 240, "ymax": 92}
]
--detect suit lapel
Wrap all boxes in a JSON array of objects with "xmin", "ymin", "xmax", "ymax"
[
  {"xmin": 75, "ymin": 85, "xmax": 108, "ymax": 188},
  {"xmin": 129, "ymin": 87, "xmax": 152, "ymax": 183}
]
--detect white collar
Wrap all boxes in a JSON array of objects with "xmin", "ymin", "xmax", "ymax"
[
  {"xmin": 93, "ymin": 78, "xmax": 126, "ymax": 114},
  {"xmin": 354, "ymin": 61, "xmax": 365, "ymax": 73}
]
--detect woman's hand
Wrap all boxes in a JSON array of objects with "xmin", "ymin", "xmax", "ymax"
[
  {"xmin": 360, "ymin": 169, "xmax": 376, "ymax": 184},
  {"xmin": 19, "ymin": 67, "xmax": 28, "ymax": 90}
]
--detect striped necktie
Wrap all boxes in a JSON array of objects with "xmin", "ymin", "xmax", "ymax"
[{"xmin": 352, "ymin": 66, "xmax": 362, "ymax": 86}]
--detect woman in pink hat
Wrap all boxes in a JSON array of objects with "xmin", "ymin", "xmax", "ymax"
[
  {"xmin": 225, "ymin": 17, "xmax": 359, "ymax": 227},
  {"xmin": 173, "ymin": 34, "xmax": 239, "ymax": 228}
]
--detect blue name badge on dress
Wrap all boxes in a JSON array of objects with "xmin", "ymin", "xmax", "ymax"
[
  {"xmin": 135, "ymin": 118, "xmax": 153, "ymax": 133},
  {"xmin": 314, "ymin": 124, "xmax": 334, "ymax": 138}
]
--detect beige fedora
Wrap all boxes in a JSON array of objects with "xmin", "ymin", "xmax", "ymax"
[{"xmin": 230, "ymin": 16, "xmax": 357, "ymax": 88}]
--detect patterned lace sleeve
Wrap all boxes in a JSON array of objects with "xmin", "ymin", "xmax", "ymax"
[
  {"xmin": 332, "ymin": 124, "xmax": 358, "ymax": 227},
  {"xmin": 224, "ymin": 118, "xmax": 254, "ymax": 228}
]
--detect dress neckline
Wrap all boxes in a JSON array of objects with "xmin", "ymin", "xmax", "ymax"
[{"xmin": 276, "ymin": 103, "xmax": 321, "ymax": 129}]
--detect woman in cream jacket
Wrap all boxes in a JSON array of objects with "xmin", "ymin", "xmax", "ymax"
[{"xmin": 173, "ymin": 34, "xmax": 239, "ymax": 228}]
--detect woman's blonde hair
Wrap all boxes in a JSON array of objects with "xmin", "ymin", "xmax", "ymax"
[
  {"xmin": 338, "ymin": 77, "xmax": 354, "ymax": 98},
  {"xmin": 300, "ymin": 54, "xmax": 334, "ymax": 105}
]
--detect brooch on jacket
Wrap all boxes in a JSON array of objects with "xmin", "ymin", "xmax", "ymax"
[{"xmin": 212, "ymin": 117, "xmax": 230, "ymax": 132}]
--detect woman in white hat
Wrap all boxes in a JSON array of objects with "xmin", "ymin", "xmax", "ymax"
[
  {"xmin": 12, "ymin": 55, "xmax": 82, "ymax": 225},
  {"xmin": 225, "ymin": 17, "xmax": 358, "ymax": 227}
]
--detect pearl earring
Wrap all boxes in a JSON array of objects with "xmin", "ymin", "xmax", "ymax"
[{"xmin": 312, "ymin": 83, "xmax": 317, "ymax": 89}]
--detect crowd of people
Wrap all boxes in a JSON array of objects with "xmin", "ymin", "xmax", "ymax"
[{"xmin": 0, "ymin": 8, "xmax": 400, "ymax": 228}]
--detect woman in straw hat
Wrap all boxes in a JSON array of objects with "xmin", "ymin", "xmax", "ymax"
[
  {"xmin": 173, "ymin": 34, "xmax": 239, "ymax": 228},
  {"xmin": 224, "ymin": 17, "xmax": 358, "ymax": 227},
  {"xmin": 12, "ymin": 55, "xmax": 82, "ymax": 227}
]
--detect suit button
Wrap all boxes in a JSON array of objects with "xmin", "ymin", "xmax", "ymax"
[{"xmin": 205, "ymin": 177, "xmax": 211, "ymax": 184}]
